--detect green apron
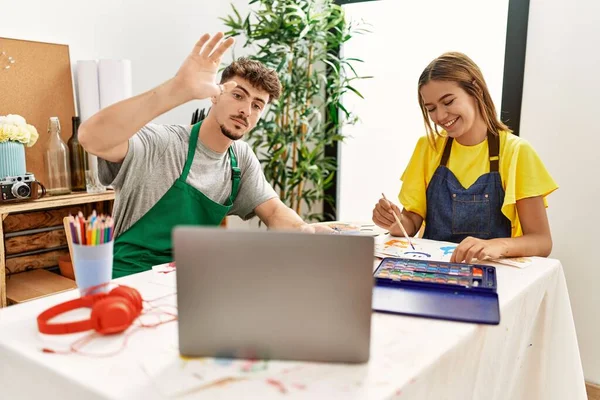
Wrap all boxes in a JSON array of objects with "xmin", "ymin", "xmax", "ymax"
[{"xmin": 112, "ymin": 121, "xmax": 241, "ymax": 278}]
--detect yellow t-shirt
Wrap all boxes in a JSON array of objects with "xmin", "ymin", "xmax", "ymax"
[{"xmin": 399, "ymin": 131, "xmax": 558, "ymax": 237}]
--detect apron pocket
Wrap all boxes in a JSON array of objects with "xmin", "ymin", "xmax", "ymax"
[{"xmin": 452, "ymin": 193, "xmax": 491, "ymax": 236}]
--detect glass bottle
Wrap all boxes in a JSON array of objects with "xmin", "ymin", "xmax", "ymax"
[
  {"xmin": 67, "ymin": 116, "xmax": 87, "ymax": 191},
  {"xmin": 45, "ymin": 117, "xmax": 72, "ymax": 195}
]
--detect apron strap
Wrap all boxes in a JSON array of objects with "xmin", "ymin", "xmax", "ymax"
[
  {"xmin": 439, "ymin": 132, "xmax": 500, "ymax": 172},
  {"xmin": 487, "ymin": 131, "xmax": 500, "ymax": 172},
  {"xmin": 440, "ymin": 137, "xmax": 453, "ymax": 166},
  {"xmin": 181, "ymin": 122, "xmax": 202, "ymax": 181},
  {"xmin": 183, "ymin": 122, "xmax": 240, "ymax": 203},
  {"xmin": 228, "ymin": 146, "xmax": 241, "ymax": 204}
]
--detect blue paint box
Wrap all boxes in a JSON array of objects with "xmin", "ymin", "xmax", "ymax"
[{"xmin": 372, "ymin": 257, "xmax": 500, "ymax": 325}]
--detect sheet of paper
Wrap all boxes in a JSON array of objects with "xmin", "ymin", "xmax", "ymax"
[
  {"xmin": 374, "ymin": 236, "xmax": 457, "ymax": 261},
  {"xmin": 98, "ymin": 59, "xmax": 132, "ymax": 109},
  {"xmin": 374, "ymin": 235, "xmax": 533, "ymax": 268},
  {"xmin": 312, "ymin": 221, "xmax": 387, "ymax": 236},
  {"xmin": 478, "ymin": 257, "xmax": 533, "ymax": 269}
]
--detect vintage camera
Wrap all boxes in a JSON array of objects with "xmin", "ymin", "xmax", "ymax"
[{"xmin": 0, "ymin": 173, "xmax": 43, "ymax": 202}]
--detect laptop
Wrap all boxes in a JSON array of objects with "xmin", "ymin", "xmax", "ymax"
[{"xmin": 173, "ymin": 227, "xmax": 375, "ymax": 363}]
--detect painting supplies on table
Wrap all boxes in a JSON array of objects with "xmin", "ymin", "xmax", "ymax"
[
  {"xmin": 67, "ymin": 211, "xmax": 114, "ymax": 246},
  {"xmin": 372, "ymin": 257, "xmax": 500, "ymax": 325},
  {"xmin": 67, "ymin": 211, "xmax": 115, "ymax": 295}
]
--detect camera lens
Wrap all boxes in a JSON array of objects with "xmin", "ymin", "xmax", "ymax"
[{"xmin": 12, "ymin": 182, "xmax": 31, "ymax": 199}]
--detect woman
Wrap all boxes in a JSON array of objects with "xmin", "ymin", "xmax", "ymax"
[{"xmin": 372, "ymin": 52, "xmax": 558, "ymax": 263}]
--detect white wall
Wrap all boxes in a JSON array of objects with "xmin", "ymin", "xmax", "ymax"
[
  {"xmin": 521, "ymin": 0, "xmax": 600, "ymax": 384},
  {"xmin": 0, "ymin": 0, "xmax": 252, "ymax": 125},
  {"xmin": 338, "ymin": 0, "xmax": 509, "ymax": 221}
]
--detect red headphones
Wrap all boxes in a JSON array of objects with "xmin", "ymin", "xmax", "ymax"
[{"xmin": 37, "ymin": 285, "xmax": 143, "ymax": 335}]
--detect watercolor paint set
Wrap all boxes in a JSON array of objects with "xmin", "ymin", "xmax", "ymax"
[
  {"xmin": 373, "ymin": 257, "xmax": 497, "ymax": 292},
  {"xmin": 372, "ymin": 257, "xmax": 500, "ymax": 325}
]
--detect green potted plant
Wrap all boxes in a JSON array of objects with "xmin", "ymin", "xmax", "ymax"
[
  {"xmin": 0, "ymin": 114, "xmax": 39, "ymax": 179},
  {"xmin": 222, "ymin": 0, "xmax": 370, "ymax": 221}
]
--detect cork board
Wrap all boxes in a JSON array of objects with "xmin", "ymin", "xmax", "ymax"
[{"xmin": 0, "ymin": 37, "xmax": 76, "ymax": 185}]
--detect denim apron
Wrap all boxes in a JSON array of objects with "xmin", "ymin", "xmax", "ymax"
[
  {"xmin": 112, "ymin": 121, "xmax": 241, "ymax": 278},
  {"xmin": 423, "ymin": 132, "xmax": 511, "ymax": 243}
]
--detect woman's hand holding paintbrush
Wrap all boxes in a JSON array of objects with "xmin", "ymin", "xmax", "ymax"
[{"xmin": 373, "ymin": 194, "xmax": 415, "ymax": 250}]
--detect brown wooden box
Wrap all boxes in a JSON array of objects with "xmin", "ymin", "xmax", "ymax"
[{"xmin": 0, "ymin": 191, "xmax": 114, "ymax": 306}]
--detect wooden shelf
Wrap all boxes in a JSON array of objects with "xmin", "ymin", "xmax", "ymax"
[
  {"xmin": 0, "ymin": 190, "xmax": 115, "ymax": 216},
  {"xmin": 1, "ymin": 190, "xmax": 115, "ymax": 307},
  {"xmin": 6, "ymin": 269, "xmax": 77, "ymax": 305}
]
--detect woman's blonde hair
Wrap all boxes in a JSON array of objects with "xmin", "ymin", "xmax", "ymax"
[{"xmin": 418, "ymin": 52, "xmax": 511, "ymax": 148}]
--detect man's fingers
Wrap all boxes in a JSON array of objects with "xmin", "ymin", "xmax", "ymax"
[
  {"xmin": 192, "ymin": 34, "xmax": 211, "ymax": 55},
  {"xmin": 199, "ymin": 32, "xmax": 225, "ymax": 57},
  {"xmin": 221, "ymin": 81, "xmax": 238, "ymax": 93},
  {"xmin": 209, "ymin": 36, "xmax": 235, "ymax": 62}
]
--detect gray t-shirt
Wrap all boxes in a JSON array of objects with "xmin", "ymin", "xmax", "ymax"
[{"xmin": 98, "ymin": 123, "xmax": 277, "ymax": 237}]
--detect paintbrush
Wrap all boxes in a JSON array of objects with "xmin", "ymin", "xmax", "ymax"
[{"xmin": 381, "ymin": 193, "xmax": 415, "ymax": 250}]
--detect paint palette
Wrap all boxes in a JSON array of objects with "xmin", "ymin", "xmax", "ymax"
[{"xmin": 374, "ymin": 257, "xmax": 497, "ymax": 293}]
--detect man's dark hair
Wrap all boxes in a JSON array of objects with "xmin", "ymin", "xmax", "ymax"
[{"xmin": 220, "ymin": 57, "xmax": 282, "ymax": 103}]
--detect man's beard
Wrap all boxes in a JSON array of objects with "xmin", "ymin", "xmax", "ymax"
[{"xmin": 220, "ymin": 124, "xmax": 245, "ymax": 141}]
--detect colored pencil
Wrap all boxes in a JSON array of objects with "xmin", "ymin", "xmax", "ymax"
[{"xmin": 69, "ymin": 211, "xmax": 114, "ymax": 246}]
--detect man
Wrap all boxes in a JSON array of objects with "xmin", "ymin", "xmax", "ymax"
[{"xmin": 79, "ymin": 32, "xmax": 332, "ymax": 278}]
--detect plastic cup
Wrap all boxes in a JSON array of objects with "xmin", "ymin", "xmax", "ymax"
[{"xmin": 72, "ymin": 241, "xmax": 114, "ymax": 295}]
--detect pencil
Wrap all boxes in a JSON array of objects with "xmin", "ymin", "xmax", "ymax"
[
  {"xmin": 78, "ymin": 216, "xmax": 86, "ymax": 245},
  {"xmin": 381, "ymin": 193, "xmax": 415, "ymax": 250},
  {"xmin": 107, "ymin": 219, "xmax": 113, "ymax": 242}
]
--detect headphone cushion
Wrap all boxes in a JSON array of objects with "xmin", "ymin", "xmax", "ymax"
[
  {"xmin": 91, "ymin": 297, "xmax": 136, "ymax": 335},
  {"xmin": 109, "ymin": 286, "xmax": 143, "ymax": 315}
]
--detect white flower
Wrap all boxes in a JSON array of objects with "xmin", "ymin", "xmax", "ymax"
[
  {"xmin": 5, "ymin": 114, "xmax": 26, "ymax": 126},
  {"xmin": 0, "ymin": 114, "xmax": 39, "ymax": 147},
  {"xmin": 25, "ymin": 124, "xmax": 39, "ymax": 147}
]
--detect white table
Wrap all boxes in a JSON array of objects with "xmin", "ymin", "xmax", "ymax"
[{"xmin": 0, "ymin": 257, "xmax": 586, "ymax": 400}]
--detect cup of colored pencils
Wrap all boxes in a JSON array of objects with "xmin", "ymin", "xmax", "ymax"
[
  {"xmin": 68, "ymin": 211, "xmax": 114, "ymax": 246},
  {"xmin": 69, "ymin": 211, "xmax": 115, "ymax": 295}
]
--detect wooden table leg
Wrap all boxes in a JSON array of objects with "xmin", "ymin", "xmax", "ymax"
[{"xmin": 0, "ymin": 213, "xmax": 7, "ymax": 307}]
